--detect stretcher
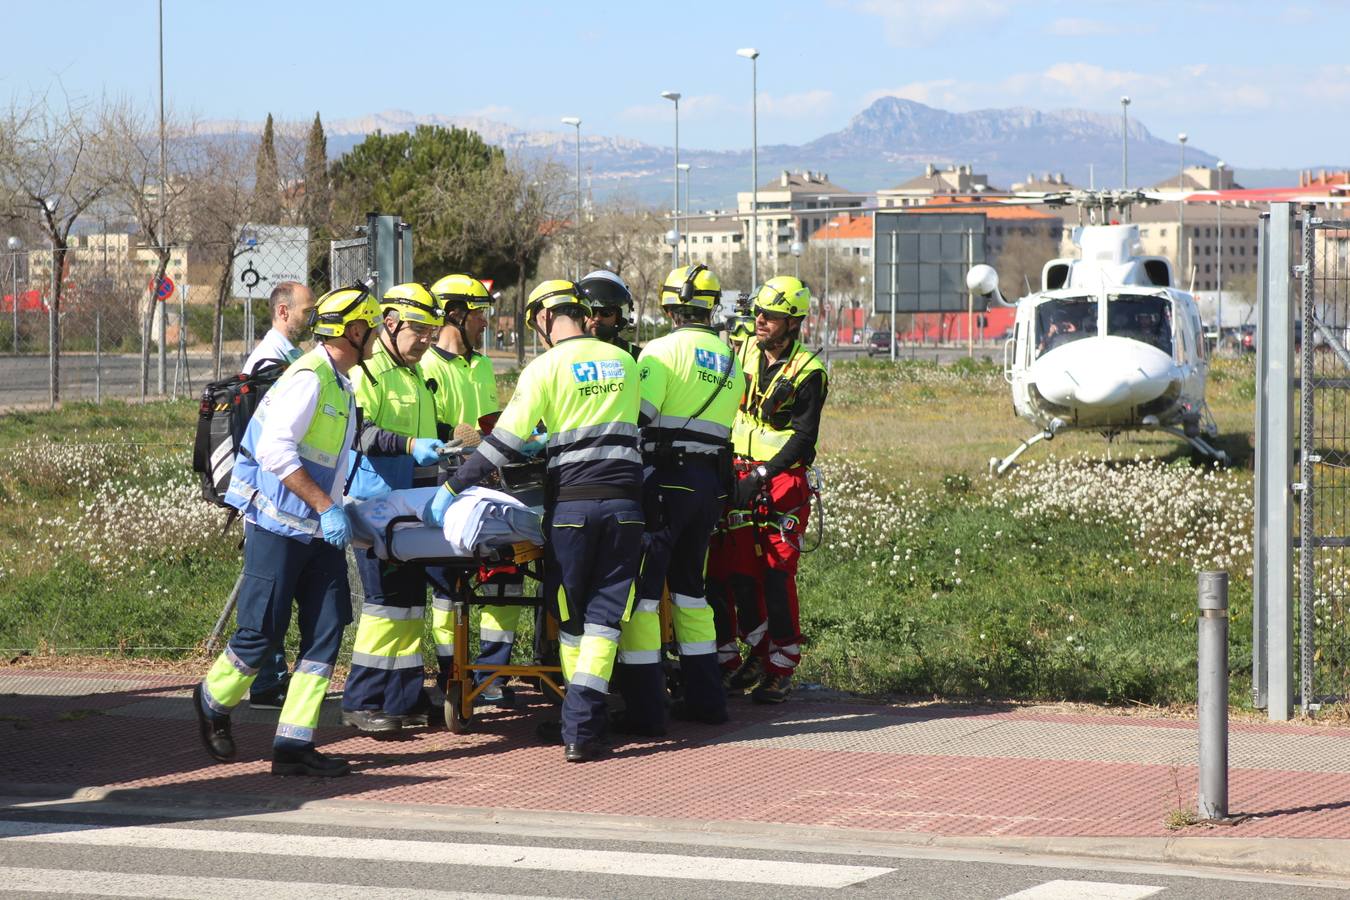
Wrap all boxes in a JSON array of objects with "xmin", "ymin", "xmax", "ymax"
[{"xmin": 347, "ymin": 459, "xmax": 563, "ymax": 733}]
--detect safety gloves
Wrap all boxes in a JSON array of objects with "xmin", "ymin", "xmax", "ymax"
[
  {"xmin": 522, "ymin": 432, "xmax": 549, "ymax": 458},
  {"xmin": 319, "ymin": 504, "xmax": 352, "ymax": 548},
  {"xmin": 408, "ymin": 437, "xmax": 447, "ymax": 465},
  {"xmin": 421, "ymin": 483, "xmax": 460, "ymax": 528},
  {"xmin": 733, "ymin": 466, "xmax": 768, "ymax": 509}
]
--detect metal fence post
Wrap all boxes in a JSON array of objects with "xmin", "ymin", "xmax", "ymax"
[
  {"xmin": 1298, "ymin": 205, "xmax": 1316, "ymax": 715},
  {"xmin": 1262, "ymin": 202, "xmax": 1296, "ymax": 721},
  {"xmin": 1198, "ymin": 570, "xmax": 1229, "ymax": 821},
  {"xmin": 95, "ymin": 310, "xmax": 102, "ymax": 404}
]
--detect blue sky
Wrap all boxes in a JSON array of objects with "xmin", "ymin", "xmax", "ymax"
[{"xmin": 4, "ymin": 1, "xmax": 1348, "ymax": 168}]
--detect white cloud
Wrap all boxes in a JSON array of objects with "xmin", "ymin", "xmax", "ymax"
[
  {"xmin": 760, "ymin": 90, "xmax": 835, "ymax": 119},
  {"xmin": 619, "ymin": 94, "xmax": 733, "ymax": 123},
  {"xmin": 463, "ymin": 104, "xmax": 517, "ymax": 123},
  {"xmin": 847, "ymin": 0, "xmax": 1011, "ymax": 46}
]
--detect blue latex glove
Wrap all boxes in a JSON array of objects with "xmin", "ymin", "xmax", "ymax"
[
  {"xmin": 522, "ymin": 433, "xmax": 548, "ymax": 457},
  {"xmin": 409, "ymin": 438, "xmax": 445, "ymax": 465},
  {"xmin": 318, "ymin": 505, "xmax": 351, "ymax": 548},
  {"xmin": 422, "ymin": 483, "xmax": 460, "ymax": 528}
]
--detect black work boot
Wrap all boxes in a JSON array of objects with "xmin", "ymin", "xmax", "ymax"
[
  {"xmin": 192, "ymin": 683, "xmax": 236, "ymax": 762},
  {"xmin": 751, "ymin": 673, "xmax": 793, "ymax": 705},
  {"xmin": 564, "ymin": 740, "xmax": 607, "ymax": 763},
  {"xmin": 535, "ymin": 719, "xmax": 563, "ymax": 745},
  {"xmin": 727, "ymin": 655, "xmax": 764, "ymax": 692},
  {"xmin": 271, "ymin": 747, "xmax": 351, "ymax": 777},
  {"xmin": 248, "ymin": 679, "xmax": 289, "ymax": 710},
  {"xmin": 341, "ymin": 709, "xmax": 402, "ymax": 733}
]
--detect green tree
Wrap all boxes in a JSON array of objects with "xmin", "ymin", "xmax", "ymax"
[
  {"xmin": 301, "ymin": 112, "xmax": 331, "ymax": 288},
  {"xmin": 329, "ymin": 124, "xmax": 507, "ymax": 278},
  {"xmin": 252, "ymin": 113, "xmax": 281, "ymax": 224}
]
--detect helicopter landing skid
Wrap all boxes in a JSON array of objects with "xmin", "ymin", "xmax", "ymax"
[
  {"xmin": 1157, "ymin": 426, "xmax": 1230, "ymax": 466},
  {"xmin": 989, "ymin": 429, "xmax": 1056, "ymax": 477}
]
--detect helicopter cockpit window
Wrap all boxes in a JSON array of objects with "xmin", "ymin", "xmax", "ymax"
[
  {"xmin": 1035, "ymin": 298, "xmax": 1097, "ymax": 356},
  {"xmin": 1107, "ymin": 295, "xmax": 1173, "ymax": 356}
]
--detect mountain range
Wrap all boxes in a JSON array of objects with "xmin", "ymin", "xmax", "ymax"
[{"xmin": 213, "ymin": 99, "xmax": 1337, "ymax": 209}]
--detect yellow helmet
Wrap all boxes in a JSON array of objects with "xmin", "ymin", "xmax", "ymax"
[
  {"xmin": 430, "ymin": 273, "xmax": 494, "ymax": 313},
  {"xmin": 382, "ymin": 282, "xmax": 443, "ymax": 327},
  {"xmin": 753, "ymin": 275, "xmax": 811, "ymax": 318},
  {"xmin": 310, "ymin": 285, "xmax": 381, "ymax": 339},
  {"xmin": 660, "ymin": 264, "xmax": 721, "ymax": 311},
  {"xmin": 526, "ymin": 279, "xmax": 591, "ymax": 318}
]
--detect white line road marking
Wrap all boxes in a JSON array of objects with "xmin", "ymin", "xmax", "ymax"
[
  {"xmin": 997, "ymin": 880, "xmax": 1165, "ymax": 900},
  {"xmin": 0, "ymin": 867, "xmax": 558, "ymax": 900},
  {"xmin": 0, "ymin": 820, "xmax": 893, "ymax": 889}
]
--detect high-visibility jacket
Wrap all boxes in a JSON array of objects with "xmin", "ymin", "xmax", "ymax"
[
  {"xmin": 637, "ymin": 325, "xmax": 742, "ymax": 457},
  {"xmin": 731, "ymin": 339, "xmax": 827, "ymax": 464},
  {"xmin": 419, "ymin": 347, "xmax": 477, "ymax": 437},
  {"xmin": 468, "ymin": 352, "xmax": 501, "ymax": 419},
  {"xmin": 450, "ymin": 335, "xmax": 641, "ymax": 500},
  {"xmin": 224, "ymin": 349, "xmax": 353, "ymax": 541},
  {"xmin": 348, "ymin": 338, "xmax": 437, "ymax": 500}
]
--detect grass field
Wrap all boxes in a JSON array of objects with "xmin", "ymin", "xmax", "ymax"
[{"xmin": 0, "ymin": 356, "xmax": 1261, "ymax": 707}]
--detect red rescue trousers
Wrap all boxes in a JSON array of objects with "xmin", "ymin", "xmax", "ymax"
[{"xmin": 706, "ymin": 465, "xmax": 810, "ymax": 677}]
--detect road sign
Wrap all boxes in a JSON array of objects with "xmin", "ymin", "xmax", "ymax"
[
  {"xmin": 231, "ymin": 224, "xmax": 309, "ymax": 301},
  {"xmin": 153, "ymin": 275, "xmax": 175, "ymax": 302}
]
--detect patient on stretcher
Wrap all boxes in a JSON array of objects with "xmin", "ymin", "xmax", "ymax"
[{"xmin": 347, "ymin": 486, "xmax": 544, "ymax": 561}]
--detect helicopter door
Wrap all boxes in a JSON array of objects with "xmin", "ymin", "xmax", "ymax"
[{"xmin": 1004, "ymin": 323, "xmax": 1017, "ymax": 382}]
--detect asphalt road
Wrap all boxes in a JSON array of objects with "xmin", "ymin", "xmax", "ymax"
[{"xmin": 0, "ymin": 797, "xmax": 1344, "ymax": 899}]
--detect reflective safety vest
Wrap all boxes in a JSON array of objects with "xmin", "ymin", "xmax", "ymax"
[
  {"xmin": 419, "ymin": 347, "xmax": 477, "ymax": 436},
  {"xmin": 637, "ymin": 325, "xmax": 743, "ymax": 456},
  {"xmin": 477, "ymin": 335, "xmax": 641, "ymax": 498},
  {"xmin": 731, "ymin": 339, "xmax": 826, "ymax": 463},
  {"xmin": 469, "ymin": 352, "xmax": 500, "ymax": 418},
  {"xmin": 348, "ymin": 337, "xmax": 437, "ymax": 500},
  {"xmin": 224, "ymin": 348, "xmax": 353, "ymax": 541}
]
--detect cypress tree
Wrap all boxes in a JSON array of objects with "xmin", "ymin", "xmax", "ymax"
[{"xmin": 253, "ymin": 113, "xmax": 282, "ymax": 223}]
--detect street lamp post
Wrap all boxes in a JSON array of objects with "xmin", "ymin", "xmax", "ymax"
[
  {"xmin": 677, "ymin": 163, "xmax": 692, "ymax": 264},
  {"xmin": 1120, "ymin": 96, "xmax": 1131, "ymax": 191},
  {"xmin": 790, "ymin": 239, "xmax": 803, "ymax": 278},
  {"xmin": 737, "ymin": 48, "xmax": 760, "ymax": 290},
  {"xmin": 1178, "ymin": 132, "xmax": 1188, "ymax": 286},
  {"xmin": 660, "ymin": 91, "xmax": 681, "ymax": 269},
  {"xmin": 561, "ymin": 116, "xmax": 582, "ymax": 279},
  {"xmin": 1217, "ymin": 160, "xmax": 1226, "ymax": 351},
  {"xmin": 823, "ymin": 219, "xmax": 839, "ymax": 361},
  {"xmin": 6, "ymin": 236, "xmax": 20, "ymax": 354}
]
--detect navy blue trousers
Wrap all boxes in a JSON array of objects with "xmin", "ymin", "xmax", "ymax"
[
  {"xmin": 544, "ymin": 497, "xmax": 644, "ymax": 746},
  {"xmin": 341, "ymin": 551, "xmax": 428, "ymax": 716},
  {"xmin": 217, "ymin": 522, "xmax": 351, "ymax": 749}
]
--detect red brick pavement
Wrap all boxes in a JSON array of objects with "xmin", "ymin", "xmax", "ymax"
[{"xmin": 4, "ymin": 671, "xmax": 1350, "ymax": 841}]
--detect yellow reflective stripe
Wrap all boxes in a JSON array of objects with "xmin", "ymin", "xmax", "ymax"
[
  {"xmin": 559, "ymin": 632, "xmax": 581, "ymax": 682},
  {"xmin": 556, "ymin": 584, "xmax": 570, "ymax": 622},
  {"xmin": 619, "ymin": 606, "xmax": 661, "ymax": 655},
  {"xmin": 352, "ymin": 615, "xmax": 423, "ymax": 658},
  {"xmin": 276, "ymin": 667, "xmax": 330, "ymax": 736},
  {"xmin": 480, "ymin": 605, "xmax": 523, "ymax": 633},
  {"xmin": 430, "ymin": 605, "xmax": 454, "ymax": 653},
  {"xmin": 572, "ymin": 626, "xmax": 619, "ymax": 692},
  {"xmin": 672, "ymin": 604, "xmax": 717, "ymax": 645},
  {"xmin": 621, "ymin": 581, "xmax": 636, "ymax": 622},
  {"xmin": 203, "ymin": 652, "xmax": 255, "ymax": 713}
]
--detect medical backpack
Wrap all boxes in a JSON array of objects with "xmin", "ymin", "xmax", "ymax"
[{"xmin": 191, "ymin": 360, "xmax": 288, "ymax": 508}]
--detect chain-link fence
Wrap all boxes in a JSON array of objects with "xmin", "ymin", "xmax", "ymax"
[
  {"xmin": 1300, "ymin": 211, "xmax": 1350, "ymax": 707},
  {"xmin": 0, "ymin": 229, "xmax": 367, "ymax": 410}
]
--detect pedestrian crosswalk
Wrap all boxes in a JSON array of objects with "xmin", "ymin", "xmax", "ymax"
[{"xmin": 0, "ymin": 817, "xmax": 892, "ymax": 892}]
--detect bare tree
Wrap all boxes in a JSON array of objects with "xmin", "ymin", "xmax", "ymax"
[
  {"xmin": 573, "ymin": 197, "xmax": 666, "ymax": 341},
  {"xmin": 0, "ymin": 90, "xmax": 108, "ymax": 405},
  {"xmin": 994, "ymin": 229, "xmax": 1059, "ymax": 300},
  {"xmin": 186, "ymin": 134, "xmax": 262, "ymax": 378},
  {"xmin": 99, "ymin": 98, "xmax": 200, "ymax": 398},
  {"xmin": 453, "ymin": 159, "xmax": 569, "ymax": 365}
]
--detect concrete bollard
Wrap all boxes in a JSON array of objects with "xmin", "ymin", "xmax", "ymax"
[{"xmin": 1198, "ymin": 570, "xmax": 1229, "ymax": 820}]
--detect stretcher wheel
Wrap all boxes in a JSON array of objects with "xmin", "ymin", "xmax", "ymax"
[{"xmin": 443, "ymin": 683, "xmax": 472, "ymax": 734}]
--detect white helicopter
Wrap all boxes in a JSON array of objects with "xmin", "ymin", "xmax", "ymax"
[{"xmin": 966, "ymin": 190, "xmax": 1229, "ymax": 476}]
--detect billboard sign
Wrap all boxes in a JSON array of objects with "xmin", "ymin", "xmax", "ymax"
[{"xmin": 873, "ymin": 211, "xmax": 986, "ymax": 314}]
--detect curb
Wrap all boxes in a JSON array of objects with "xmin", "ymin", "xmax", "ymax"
[{"xmin": 4, "ymin": 781, "xmax": 1348, "ymax": 883}]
